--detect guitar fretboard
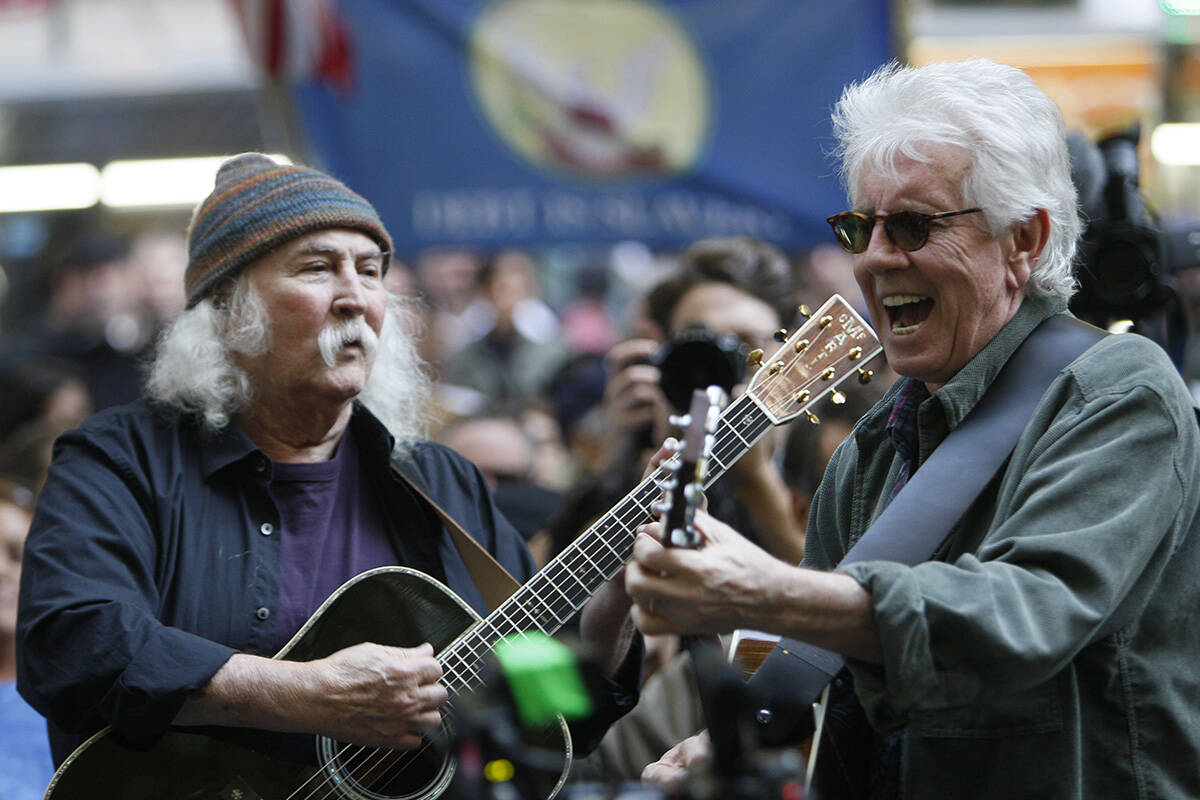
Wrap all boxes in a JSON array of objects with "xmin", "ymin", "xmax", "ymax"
[{"xmin": 436, "ymin": 391, "xmax": 775, "ymax": 694}]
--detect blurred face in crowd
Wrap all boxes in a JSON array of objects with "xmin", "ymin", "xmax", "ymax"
[
  {"xmin": 852, "ymin": 146, "xmax": 1032, "ymax": 391},
  {"xmin": 0, "ymin": 499, "xmax": 32, "ymax": 641},
  {"xmin": 485, "ymin": 250, "xmax": 539, "ymax": 332},
  {"xmin": 236, "ymin": 229, "xmax": 389, "ymax": 408},
  {"xmin": 441, "ymin": 417, "xmax": 533, "ymax": 490},
  {"xmin": 667, "ymin": 281, "xmax": 781, "ymax": 358}
]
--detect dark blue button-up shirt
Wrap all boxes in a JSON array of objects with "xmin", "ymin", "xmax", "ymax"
[{"xmin": 17, "ymin": 400, "xmax": 639, "ymax": 764}]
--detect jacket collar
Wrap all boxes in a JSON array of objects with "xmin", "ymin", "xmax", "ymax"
[{"xmin": 198, "ymin": 400, "xmax": 400, "ymax": 480}]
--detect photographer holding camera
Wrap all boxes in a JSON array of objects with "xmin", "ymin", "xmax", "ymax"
[{"xmin": 602, "ymin": 236, "xmax": 804, "ymax": 564}]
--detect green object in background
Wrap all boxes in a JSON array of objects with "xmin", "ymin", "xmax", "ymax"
[{"xmin": 494, "ymin": 632, "xmax": 594, "ymax": 727}]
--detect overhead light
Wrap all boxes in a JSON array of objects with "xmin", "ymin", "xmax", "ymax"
[
  {"xmin": 100, "ymin": 154, "xmax": 293, "ymax": 209},
  {"xmin": 0, "ymin": 163, "xmax": 101, "ymax": 213},
  {"xmin": 1150, "ymin": 123, "xmax": 1200, "ymax": 166}
]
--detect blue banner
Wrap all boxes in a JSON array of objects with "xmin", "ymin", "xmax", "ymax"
[{"xmin": 292, "ymin": 0, "xmax": 893, "ymax": 253}]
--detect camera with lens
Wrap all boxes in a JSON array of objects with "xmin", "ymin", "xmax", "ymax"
[
  {"xmin": 652, "ymin": 324, "xmax": 750, "ymax": 413},
  {"xmin": 1069, "ymin": 124, "xmax": 1200, "ymax": 362}
]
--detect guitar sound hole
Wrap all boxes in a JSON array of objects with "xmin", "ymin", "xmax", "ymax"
[{"xmin": 314, "ymin": 725, "xmax": 455, "ymax": 800}]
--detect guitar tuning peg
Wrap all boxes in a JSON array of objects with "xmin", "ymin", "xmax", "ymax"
[
  {"xmin": 769, "ymin": 360, "xmax": 786, "ymax": 376},
  {"xmin": 668, "ymin": 414, "xmax": 691, "ymax": 428},
  {"xmin": 805, "ymin": 410, "xmax": 820, "ymax": 425},
  {"xmin": 819, "ymin": 314, "xmax": 834, "ymax": 328},
  {"xmin": 651, "ymin": 501, "xmax": 672, "ymax": 516},
  {"xmin": 857, "ymin": 367, "xmax": 874, "ymax": 384},
  {"xmin": 793, "ymin": 389, "xmax": 811, "ymax": 404},
  {"xmin": 773, "ymin": 328, "xmax": 788, "ymax": 343},
  {"xmin": 849, "ymin": 346, "xmax": 863, "ymax": 360},
  {"xmin": 654, "ymin": 474, "xmax": 679, "ymax": 491},
  {"xmin": 821, "ymin": 367, "xmax": 836, "ymax": 380},
  {"xmin": 831, "ymin": 390, "xmax": 846, "ymax": 405},
  {"xmin": 793, "ymin": 338, "xmax": 810, "ymax": 354},
  {"xmin": 747, "ymin": 349, "xmax": 764, "ymax": 367},
  {"xmin": 798, "ymin": 303, "xmax": 812, "ymax": 318}
]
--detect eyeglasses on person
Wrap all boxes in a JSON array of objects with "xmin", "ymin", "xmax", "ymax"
[{"xmin": 826, "ymin": 208, "xmax": 983, "ymax": 254}]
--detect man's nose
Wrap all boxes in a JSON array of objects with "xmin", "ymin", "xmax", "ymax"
[
  {"xmin": 862, "ymin": 220, "xmax": 908, "ymax": 271},
  {"xmin": 332, "ymin": 264, "xmax": 367, "ymax": 314}
]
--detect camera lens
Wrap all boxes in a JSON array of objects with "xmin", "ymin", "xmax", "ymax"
[{"xmin": 654, "ymin": 325, "xmax": 747, "ymax": 412}]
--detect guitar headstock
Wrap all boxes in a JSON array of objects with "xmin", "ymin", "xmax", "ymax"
[
  {"xmin": 661, "ymin": 386, "xmax": 727, "ymax": 548},
  {"xmin": 745, "ymin": 294, "xmax": 882, "ymax": 424}
]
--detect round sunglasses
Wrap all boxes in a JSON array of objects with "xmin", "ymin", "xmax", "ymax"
[{"xmin": 826, "ymin": 207, "xmax": 983, "ymax": 254}]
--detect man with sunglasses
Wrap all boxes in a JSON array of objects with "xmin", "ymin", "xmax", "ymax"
[{"xmin": 629, "ymin": 59, "xmax": 1200, "ymax": 799}]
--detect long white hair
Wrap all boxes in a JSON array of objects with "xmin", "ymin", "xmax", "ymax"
[
  {"xmin": 146, "ymin": 273, "xmax": 431, "ymax": 450},
  {"xmin": 830, "ymin": 58, "xmax": 1080, "ymax": 301}
]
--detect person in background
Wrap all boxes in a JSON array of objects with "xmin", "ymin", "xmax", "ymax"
[
  {"xmin": 0, "ymin": 357, "xmax": 92, "ymax": 492},
  {"xmin": 415, "ymin": 246, "xmax": 487, "ymax": 363},
  {"xmin": 542, "ymin": 237, "xmax": 805, "ymax": 768},
  {"xmin": 0, "ymin": 478, "xmax": 54, "ymax": 799},
  {"xmin": 442, "ymin": 248, "xmax": 569, "ymax": 410},
  {"xmin": 581, "ymin": 236, "xmax": 804, "ymax": 564},
  {"xmin": 631, "ymin": 59, "xmax": 1200, "ymax": 799},
  {"xmin": 128, "ymin": 228, "xmax": 189, "ymax": 334},
  {"xmin": 437, "ymin": 410, "xmax": 563, "ymax": 550},
  {"xmin": 17, "ymin": 154, "xmax": 641, "ymax": 779},
  {"xmin": 21, "ymin": 232, "xmax": 146, "ymax": 410}
]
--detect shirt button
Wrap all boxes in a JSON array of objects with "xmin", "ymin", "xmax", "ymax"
[
  {"xmin": 255, "ymin": 459, "xmax": 267, "ymax": 473},
  {"xmin": 255, "ymin": 607, "xmax": 271, "ymax": 621},
  {"xmin": 259, "ymin": 522, "xmax": 274, "ymax": 536}
]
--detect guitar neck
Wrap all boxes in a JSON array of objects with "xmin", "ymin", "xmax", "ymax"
[
  {"xmin": 437, "ymin": 391, "xmax": 774, "ymax": 693},
  {"xmin": 436, "ymin": 293, "xmax": 882, "ymax": 694}
]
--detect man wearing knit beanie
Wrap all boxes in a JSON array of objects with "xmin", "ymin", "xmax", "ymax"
[
  {"xmin": 184, "ymin": 153, "xmax": 393, "ymax": 308},
  {"xmin": 17, "ymin": 154, "xmax": 642, "ymax": 796}
]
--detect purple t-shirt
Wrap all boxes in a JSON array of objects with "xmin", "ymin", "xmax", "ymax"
[{"xmin": 268, "ymin": 433, "xmax": 397, "ymax": 652}]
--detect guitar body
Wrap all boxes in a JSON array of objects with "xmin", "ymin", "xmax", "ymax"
[{"xmin": 44, "ymin": 567, "xmax": 571, "ymax": 800}]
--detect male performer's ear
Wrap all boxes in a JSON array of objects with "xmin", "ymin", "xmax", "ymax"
[{"xmin": 1005, "ymin": 207, "xmax": 1050, "ymax": 293}]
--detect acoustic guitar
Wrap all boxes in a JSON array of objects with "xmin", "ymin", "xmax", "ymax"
[{"xmin": 42, "ymin": 294, "xmax": 880, "ymax": 800}]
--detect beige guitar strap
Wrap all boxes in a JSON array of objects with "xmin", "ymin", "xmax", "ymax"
[{"xmin": 390, "ymin": 465, "xmax": 521, "ymax": 612}]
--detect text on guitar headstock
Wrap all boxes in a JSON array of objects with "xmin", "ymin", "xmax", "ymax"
[{"xmin": 744, "ymin": 294, "xmax": 882, "ymax": 425}]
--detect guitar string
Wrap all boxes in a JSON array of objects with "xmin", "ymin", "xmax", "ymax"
[{"xmin": 282, "ymin": 336, "xmax": 873, "ymax": 799}]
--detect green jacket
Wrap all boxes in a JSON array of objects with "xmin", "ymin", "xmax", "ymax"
[{"xmin": 806, "ymin": 293, "xmax": 1200, "ymax": 798}]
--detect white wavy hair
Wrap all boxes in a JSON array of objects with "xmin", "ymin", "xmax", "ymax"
[
  {"xmin": 830, "ymin": 58, "xmax": 1080, "ymax": 301},
  {"xmin": 146, "ymin": 273, "xmax": 431, "ymax": 450}
]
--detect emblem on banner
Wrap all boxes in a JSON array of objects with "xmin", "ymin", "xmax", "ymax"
[{"xmin": 469, "ymin": 0, "xmax": 710, "ymax": 179}]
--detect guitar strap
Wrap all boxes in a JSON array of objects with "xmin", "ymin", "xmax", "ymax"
[
  {"xmin": 390, "ymin": 464, "xmax": 521, "ymax": 613},
  {"xmin": 748, "ymin": 313, "xmax": 1106, "ymax": 746}
]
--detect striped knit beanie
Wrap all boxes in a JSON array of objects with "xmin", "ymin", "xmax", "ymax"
[{"xmin": 184, "ymin": 153, "xmax": 392, "ymax": 308}]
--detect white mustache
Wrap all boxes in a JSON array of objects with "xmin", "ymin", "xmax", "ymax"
[{"xmin": 317, "ymin": 317, "xmax": 378, "ymax": 368}]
